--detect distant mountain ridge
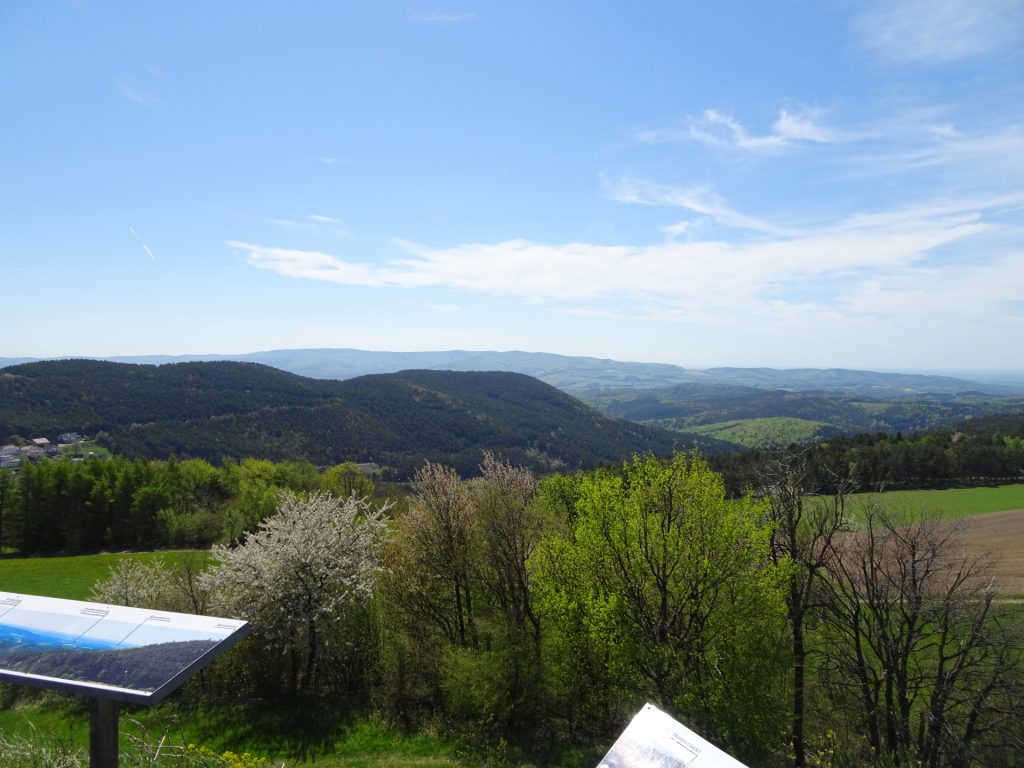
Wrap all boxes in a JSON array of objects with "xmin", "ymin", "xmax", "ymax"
[
  {"xmin": 0, "ymin": 359, "xmax": 712, "ymax": 477},
  {"xmin": 2, "ymin": 349, "xmax": 1020, "ymax": 397}
]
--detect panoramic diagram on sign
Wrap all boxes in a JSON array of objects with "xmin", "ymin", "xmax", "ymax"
[{"xmin": 0, "ymin": 591, "xmax": 249, "ymax": 704}]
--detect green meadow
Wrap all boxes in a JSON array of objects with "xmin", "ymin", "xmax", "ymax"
[
  {"xmin": 846, "ymin": 482, "xmax": 1024, "ymax": 522},
  {"xmin": 0, "ymin": 550, "xmax": 211, "ymax": 601},
  {"xmin": 684, "ymin": 417, "xmax": 828, "ymax": 449}
]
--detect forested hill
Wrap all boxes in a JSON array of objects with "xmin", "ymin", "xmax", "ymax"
[{"xmin": 0, "ymin": 359, "xmax": 713, "ymax": 477}]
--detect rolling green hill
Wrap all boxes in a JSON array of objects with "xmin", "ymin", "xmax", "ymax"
[
  {"xmin": 582, "ymin": 382, "xmax": 1024, "ymax": 448},
  {"xmin": 0, "ymin": 360, "xmax": 722, "ymax": 477}
]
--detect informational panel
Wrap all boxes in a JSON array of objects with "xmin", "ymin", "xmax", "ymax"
[
  {"xmin": 0, "ymin": 591, "xmax": 249, "ymax": 704},
  {"xmin": 598, "ymin": 704, "xmax": 750, "ymax": 768}
]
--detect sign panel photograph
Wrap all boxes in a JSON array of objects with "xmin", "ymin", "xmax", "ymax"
[
  {"xmin": 598, "ymin": 704, "xmax": 750, "ymax": 768},
  {"xmin": 0, "ymin": 591, "xmax": 249, "ymax": 704}
]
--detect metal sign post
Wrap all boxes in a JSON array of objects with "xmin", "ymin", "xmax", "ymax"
[
  {"xmin": 89, "ymin": 698, "xmax": 119, "ymax": 768},
  {"xmin": 0, "ymin": 591, "xmax": 249, "ymax": 766}
]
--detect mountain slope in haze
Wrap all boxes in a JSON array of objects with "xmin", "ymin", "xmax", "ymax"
[
  {"xmin": 0, "ymin": 360, "xmax": 718, "ymax": 477},
  {"xmin": 100, "ymin": 349, "xmax": 700, "ymax": 393},
  {"xmin": 699, "ymin": 367, "xmax": 1017, "ymax": 397},
  {"xmin": 4, "ymin": 349, "xmax": 1018, "ymax": 397}
]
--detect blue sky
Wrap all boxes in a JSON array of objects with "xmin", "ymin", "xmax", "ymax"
[{"xmin": 3, "ymin": 0, "xmax": 1022, "ymax": 371}]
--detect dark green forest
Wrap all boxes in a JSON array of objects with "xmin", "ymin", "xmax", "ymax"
[{"xmin": 2, "ymin": 408, "xmax": 1023, "ymax": 556}]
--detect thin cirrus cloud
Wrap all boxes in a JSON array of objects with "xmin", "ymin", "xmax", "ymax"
[
  {"xmin": 267, "ymin": 214, "xmax": 350, "ymax": 237},
  {"xmin": 412, "ymin": 11, "xmax": 477, "ymax": 24},
  {"xmin": 854, "ymin": 0, "xmax": 1024, "ymax": 63},
  {"xmin": 842, "ymin": 123, "xmax": 1024, "ymax": 179},
  {"xmin": 638, "ymin": 107, "xmax": 842, "ymax": 151},
  {"xmin": 604, "ymin": 176, "xmax": 794, "ymax": 236},
  {"xmin": 118, "ymin": 83, "xmax": 161, "ymax": 107},
  {"xmin": 229, "ymin": 192, "xmax": 1002, "ymax": 326}
]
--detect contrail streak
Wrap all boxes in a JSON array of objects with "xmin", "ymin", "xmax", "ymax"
[{"xmin": 128, "ymin": 226, "xmax": 156, "ymax": 260}]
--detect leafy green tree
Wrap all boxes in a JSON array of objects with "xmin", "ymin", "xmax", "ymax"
[
  {"xmin": 321, "ymin": 461, "xmax": 376, "ymax": 500},
  {"xmin": 0, "ymin": 469, "xmax": 18, "ymax": 553},
  {"xmin": 533, "ymin": 452, "xmax": 788, "ymax": 762}
]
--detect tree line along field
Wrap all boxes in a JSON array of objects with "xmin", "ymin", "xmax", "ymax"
[{"xmin": 4, "ymin": 482, "xmax": 1021, "ymax": 598}]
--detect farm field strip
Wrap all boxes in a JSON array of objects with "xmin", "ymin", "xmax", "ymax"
[
  {"xmin": 846, "ymin": 483, "xmax": 1024, "ymax": 520},
  {"xmin": 837, "ymin": 484, "xmax": 1024, "ymax": 597}
]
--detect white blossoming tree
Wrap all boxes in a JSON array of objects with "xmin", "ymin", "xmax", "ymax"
[{"xmin": 200, "ymin": 490, "xmax": 389, "ymax": 696}]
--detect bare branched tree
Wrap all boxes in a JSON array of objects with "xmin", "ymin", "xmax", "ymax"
[
  {"xmin": 820, "ymin": 506, "xmax": 1023, "ymax": 767},
  {"xmin": 385, "ymin": 461, "xmax": 478, "ymax": 648},
  {"xmin": 757, "ymin": 450, "xmax": 854, "ymax": 768},
  {"xmin": 472, "ymin": 451, "xmax": 541, "ymax": 654}
]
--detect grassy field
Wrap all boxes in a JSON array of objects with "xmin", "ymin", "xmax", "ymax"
[
  {"xmin": 847, "ymin": 482, "xmax": 1024, "ymax": 521},
  {"xmin": 681, "ymin": 416, "xmax": 827, "ymax": 449},
  {"xmin": 0, "ymin": 550, "xmax": 211, "ymax": 601}
]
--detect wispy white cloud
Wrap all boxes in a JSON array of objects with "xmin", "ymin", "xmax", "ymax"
[
  {"xmin": 604, "ymin": 176, "xmax": 793, "ymax": 235},
  {"xmin": 855, "ymin": 0, "xmax": 1024, "ymax": 63},
  {"xmin": 639, "ymin": 107, "xmax": 842, "ymax": 152},
  {"xmin": 660, "ymin": 220, "xmax": 693, "ymax": 241},
  {"xmin": 844, "ymin": 123, "xmax": 1024, "ymax": 178},
  {"xmin": 268, "ymin": 214, "xmax": 351, "ymax": 237},
  {"xmin": 118, "ymin": 83, "xmax": 161, "ymax": 107},
  {"xmin": 230, "ymin": 193, "xmax": 1009, "ymax": 332},
  {"xmin": 308, "ymin": 214, "xmax": 343, "ymax": 225},
  {"xmin": 230, "ymin": 242, "xmax": 384, "ymax": 285}
]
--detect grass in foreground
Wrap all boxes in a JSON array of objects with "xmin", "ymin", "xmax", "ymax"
[{"xmin": 0, "ymin": 698, "xmax": 463, "ymax": 768}]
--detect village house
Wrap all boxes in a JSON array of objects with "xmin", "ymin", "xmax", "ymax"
[
  {"xmin": 21, "ymin": 445, "xmax": 44, "ymax": 460},
  {"xmin": 31, "ymin": 437, "xmax": 60, "ymax": 457}
]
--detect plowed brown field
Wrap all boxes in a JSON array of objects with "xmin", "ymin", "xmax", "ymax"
[{"xmin": 953, "ymin": 509, "xmax": 1024, "ymax": 596}]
